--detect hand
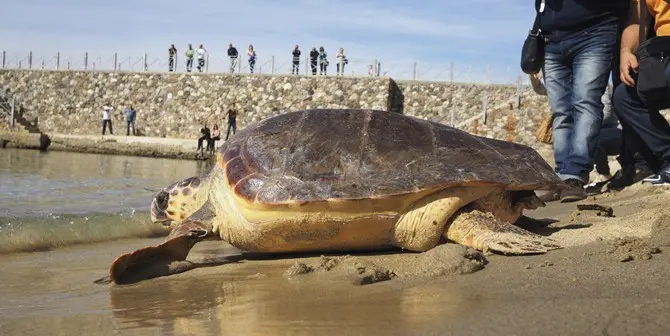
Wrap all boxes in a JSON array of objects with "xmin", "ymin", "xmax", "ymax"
[{"xmin": 620, "ymin": 51, "xmax": 639, "ymax": 87}]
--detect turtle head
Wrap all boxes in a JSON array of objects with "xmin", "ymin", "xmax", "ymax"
[{"xmin": 151, "ymin": 176, "xmax": 206, "ymax": 227}]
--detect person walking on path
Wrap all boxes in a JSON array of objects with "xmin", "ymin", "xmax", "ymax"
[
  {"xmin": 534, "ymin": 0, "xmax": 629, "ymax": 202},
  {"xmin": 612, "ymin": 0, "xmax": 670, "ymax": 186},
  {"xmin": 101, "ymin": 104, "xmax": 114, "ymax": 135},
  {"xmin": 124, "ymin": 105, "xmax": 137, "ymax": 136},
  {"xmin": 225, "ymin": 109, "xmax": 237, "ymax": 140}
]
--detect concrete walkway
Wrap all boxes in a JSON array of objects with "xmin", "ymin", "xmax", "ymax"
[{"xmin": 0, "ymin": 131, "xmax": 220, "ymax": 160}]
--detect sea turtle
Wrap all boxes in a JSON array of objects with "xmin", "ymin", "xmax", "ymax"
[{"xmin": 106, "ymin": 109, "xmax": 564, "ymax": 284}]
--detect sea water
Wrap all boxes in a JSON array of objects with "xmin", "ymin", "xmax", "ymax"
[{"xmin": 0, "ymin": 148, "xmax": 210, "ymax": 253}]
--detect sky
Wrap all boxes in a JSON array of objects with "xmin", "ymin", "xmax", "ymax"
[{"xmin": 0, "ymin": 0, "xmax": 536, "ymax": 84}]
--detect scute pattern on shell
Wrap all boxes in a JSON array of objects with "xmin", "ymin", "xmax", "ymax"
[{"xmin": 218, "ymin": 109, "xmax": 563, "ymax": 204}]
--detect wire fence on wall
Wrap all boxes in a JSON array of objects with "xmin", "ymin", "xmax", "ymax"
[{"xmin": 0, "ymin": 50, "xmax": 530, "ymax": 87}]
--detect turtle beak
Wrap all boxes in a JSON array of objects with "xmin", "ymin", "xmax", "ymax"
[{"xmin": 151, "ymin": 191, "xmax": 172, "ymax": 227}]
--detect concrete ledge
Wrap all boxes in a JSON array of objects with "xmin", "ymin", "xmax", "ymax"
[{"xmin": 0, "ymin": 132, "xmax": 214, "ymax": 160}]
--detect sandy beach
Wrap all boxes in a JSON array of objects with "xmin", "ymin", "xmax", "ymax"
[{"xmin": 1, "ymin": 161, "xmax": 670, "ymax": 335}]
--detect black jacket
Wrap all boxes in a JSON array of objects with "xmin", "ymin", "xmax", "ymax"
[
  {"xmin": 539, "ymin": 0, "xmax": 629, "ymax": 42},
  {"xmin": 227, "ymin": 47, "xmax": 238, "ymax": 57}
]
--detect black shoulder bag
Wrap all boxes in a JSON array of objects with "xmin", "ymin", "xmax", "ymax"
[
  {"xmin": 520, "ymin": 0, "xmax": 545, "ymax": 74},
  {"xmin": 636, "ymin": 0, "xmax": 670, "ymax": 110}
]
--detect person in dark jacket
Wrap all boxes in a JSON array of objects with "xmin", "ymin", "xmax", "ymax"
[
  {"xmin": 227, "ymin": 43, "xmax": 239, "ymax": 73},
  {"xmin": 537, "ymin": 0, "xmax": 630, "ymax": 202},
  {"xmin": 292, "ymin": 45, "xmax": 301, "ymax": 75},
  {"xmin": 309, "ymin": 48, "xmax": 319, "ymax": 76}
]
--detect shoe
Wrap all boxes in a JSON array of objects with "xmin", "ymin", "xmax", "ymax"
[
  {"xmin": 655, "ymin": 166, "xmax": 670, "ymax": 185},
  {"xmin": 560, "ymin": 179, "xmax": 587, "ymax": 203},
  {"xmin": 607, "ymin": 165, "xmax": 655, "ymax": 190},
  {"xmin": 538, "ymin": 189, "xmax": 561, "ymax": 203}
]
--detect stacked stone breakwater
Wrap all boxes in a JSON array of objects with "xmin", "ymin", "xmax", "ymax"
[{"xmin": 1, "ymin": 69, "xmax": 553, "ymax": 148}]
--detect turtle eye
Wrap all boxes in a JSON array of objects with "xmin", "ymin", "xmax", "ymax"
[{"xmin": 155, "ymin": 191, "xmax": 169, "ymax": 211}]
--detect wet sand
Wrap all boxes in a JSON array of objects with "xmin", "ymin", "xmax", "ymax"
[{"xmin": 1, "ymin": 179, "xmax": 670, "ymax": 335}]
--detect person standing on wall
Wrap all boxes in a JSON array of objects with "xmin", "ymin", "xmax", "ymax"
[
  {"xmin": 225, "ymin": 108, "xmax": 237, "ymax": 140},
  {"xmin": 248, "ymin": 45, "xmax": 257, "ymax": 74},
  {"xmin": 185, "ymin": 44, "xmax": 194, "ymax": 72},
  {"xmin": 535, "ymin": 0, "xmax": 629, "ymax": 202},
  {"xmin": 168, "ymin": 44, "xmax": 177, "ymax": 72},
  {"xmin": 318, "ymin": 46, "xmax": 328, "ymax": 75},
  {"xmin": 292, "ymin": 45, "xmax": 301, "ymax": 75},
  {"xmin": 310, "ymin": 47, "xmax": 319, "ymax": 75},
  {"xmin": 102, "ymin": 104, "xmax": 114, "ymax": 135},
  {"xmin": 227, "ymin": 43, "xmax": 238, "ymax": 73},
  {"xmin": 196, "ymin": 124, "xmax": 211, "ymax": 156},
  {"xmin": 336, "ymin": 47, "xmax": 347, "ymax": 75},
  {"xmin": 124, "ymin": 104, "xmax": 137, "ymax": 136},
  {"xmin": 195, "ymin": 44, "xmax": 207, "ymax": 73}
]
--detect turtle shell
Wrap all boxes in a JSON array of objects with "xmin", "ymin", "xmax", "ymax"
[{"xmin": 219, "ymin": 109, "xmax": 562, "ymax": 204}]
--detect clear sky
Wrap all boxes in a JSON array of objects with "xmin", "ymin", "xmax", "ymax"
[{"xmin": 0, "ymin": 0, "xmax": 535, "ymax": 83}]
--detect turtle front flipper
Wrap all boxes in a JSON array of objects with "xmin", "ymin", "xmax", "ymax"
[
  {"xmin": 107, "ymin": 220, "xmax": 212, "ymax": 285},
  {"xmin": 444, "ymin": 209, "xmax": 561, "ymax": 255}
]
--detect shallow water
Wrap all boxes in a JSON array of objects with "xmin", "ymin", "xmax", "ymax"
[{"xmin": 0, "ymin": 148, "xmax": 210, "ymax": 253}]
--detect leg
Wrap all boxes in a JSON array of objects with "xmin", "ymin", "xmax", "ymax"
[
  {"xmin": 101, "ymin": 120, "xmax": 107, "ymax": 135},
  {"xmin": 232, "ymin": 122, "xmax": 237, "ymax": 135},
  {"xmin": 563, "ymin": 26, "xmax": 615, "ymax": 182},
  {"xmin": 105, "ymin": 219, "xmax": 214, "ymax": 284},
  {"xmin": 109, "ymin": 120, "xmax": 113, "ymax": 135},
  {"xmin": 392, "ymin": 187, "xmax": 495, "ymax": 251},
  {"xmin": 225, "ymin": 124, "xmax": 232, "ymax": 140},
  {"xmin": 126, "ymin": 121, "xmax": 130, "ymax": 136},
  {"xmin": 444, "ymin": 191, "xmax": 560, "ymax": 255},
  {"xmin": 613, "ymin": 73, "xmax": 670, "ymax": 174}
]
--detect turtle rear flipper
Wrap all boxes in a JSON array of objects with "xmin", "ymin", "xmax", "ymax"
[
  {"xmin": 105, "ymin": 221, "xmax": 211, "ymax": 285},
  {"xmin": 445, "ymin": 209, "xmax": 561, "ymax": 255}
]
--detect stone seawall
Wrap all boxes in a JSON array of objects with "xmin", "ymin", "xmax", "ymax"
[{"xmin": 1, "ymin": 69, "xmax": 552, "ymax": 148}]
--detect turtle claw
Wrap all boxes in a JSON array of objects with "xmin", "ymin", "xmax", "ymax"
[{"xmin": 446, "ymin": 209, "xmax": 562, "ymax": 255}]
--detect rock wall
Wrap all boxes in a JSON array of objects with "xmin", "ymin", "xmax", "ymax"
[{"xmin": 1, "ymin": 69, "xmax": 552, "ymax": 147}]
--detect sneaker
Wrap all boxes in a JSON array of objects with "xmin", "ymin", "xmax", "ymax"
[
  {"xmin": 560, "ymin": 179, "xmax": 587, "ymax": 203},
  {"xmin": 642, "ymin": 174, "xmax": 663, "ymax": 184},
  {"xmin": 607, "ymin": 165, "xmax": 655, "ymax": 190}
]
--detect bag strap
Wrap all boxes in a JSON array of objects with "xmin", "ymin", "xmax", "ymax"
[{"xmin": 530, "ymin": 0, "xmax": 546, "ymax": 36}]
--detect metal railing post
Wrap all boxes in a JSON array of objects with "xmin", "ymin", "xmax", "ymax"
[
  {"xmin": 56, "ymin": 52, "xmax": 60, "ymax": 70},
  {"xmin": 1, "ymin": 51, "xmax": 5, "ymax": 69},
  {"xmin": 238, "ymin": 56, "xmax": 242, "ymax": 73},
  {"xmin": 28, "ymin": 51, "xmax": 33, "ymax": 69},
  {"xmin": 305, "ymin": 55, "xmax": 308, "ymax": 74},
  {"xmin": 481, "ymin": 91, "xmax": 488, "ymax": 125},
  {"xmin": 10, "ymin": 97, "xmax": 15, "ymax": 128},
  {"xmin": 113, "ymin": 53, "xmax": 118, "ymax": 71},
  {"xmin": 175, "ymin": 54, "xmax": 178, "ymax": 72},
  {"xmin": 515, "ymin": 75, "xmax": 522, "ymax": 111},
  {"xmin": 271, "ymin": 56, "xmax": 275, "ymax": 74},
  {"xmin": 412, "ymin": 61, "xmax": 417, "ymax": 80},
  {"xmin": 84, "ymin": 52, "xmax": 88, "ymax": 70},
  {"xmin": 449, "ymin": 62, "xmax": 454, "ymax": 83},
  {"xmin": 205, "ymin": 54, "xmax": 209, "ymax": 72},
  {"xmin": 41, "ymin": 59, "xmax": 45, "ymax": 69},
  {"xmin": 143, "ymin": 53, "xmax": 148, "ymax": 71}
]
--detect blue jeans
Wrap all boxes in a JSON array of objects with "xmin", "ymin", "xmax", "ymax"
[{"xmin": 543, "ymin": 23, "xmax": 617, "ymax": 183}]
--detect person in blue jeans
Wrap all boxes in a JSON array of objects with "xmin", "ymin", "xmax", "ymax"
[
  {"xmin": 124, "ymin": 105, "xmax": 136, "ymax": 136},
  {"xmin": 538, "ymin": 0, "xmax": 629, "ymax": 203}
]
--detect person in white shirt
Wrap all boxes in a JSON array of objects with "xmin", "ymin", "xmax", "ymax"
[
  {"xmin": 102, "ymin": 104, "xmax": 113, "ymax": 135},
  {"xmin": 195, "ymin": 44, "xmax": 207, "ymax": 72}
]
